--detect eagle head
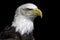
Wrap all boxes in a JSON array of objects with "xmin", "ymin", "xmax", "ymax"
[{"xmin": 15, "ymin": 3, "xmax": 43, "ymax": 18}]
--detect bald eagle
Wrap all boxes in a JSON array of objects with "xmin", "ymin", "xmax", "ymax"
[{"xmin": 0, "ymin": 3, "xmax": 42, "ymax": 40}]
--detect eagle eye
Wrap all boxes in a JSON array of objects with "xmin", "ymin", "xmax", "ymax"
[
  {"xmin": 23, "ymin": 8, "xmax": 33, "ymax": 10},
  {"xmin": 26, "ymin": 8, "xmax": 33, "ymax": 10}
]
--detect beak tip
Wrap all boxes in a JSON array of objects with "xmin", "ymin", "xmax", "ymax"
[
  {"xmin": 41, "ymin": 16, "xmax": 42, "ymax": 18},
  {"xmin": 40, "ymin": 15, "xmax": 43, "ymax": 18}
]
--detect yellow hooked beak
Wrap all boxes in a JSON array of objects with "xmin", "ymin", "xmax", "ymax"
[{"xmin": 32, "ymin": 8, "xmax": 43, "ymax": 18}]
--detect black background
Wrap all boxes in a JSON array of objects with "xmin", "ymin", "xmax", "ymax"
[{"xmin": 0, "ymin": 0, "xmax": 48, "ymax": 40}]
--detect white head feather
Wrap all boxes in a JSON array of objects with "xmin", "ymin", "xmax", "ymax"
[{"xmin": 15, "ymin": 3, "xmax": 38, "ymax": 18}]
